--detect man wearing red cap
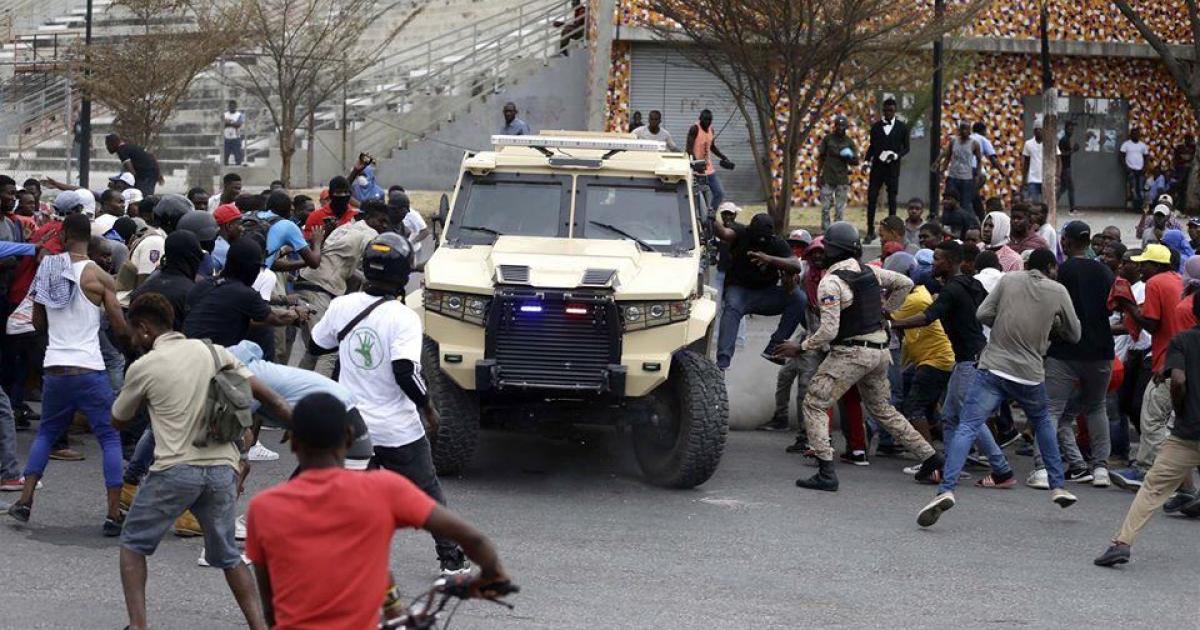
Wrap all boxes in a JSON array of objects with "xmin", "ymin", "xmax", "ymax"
[{"xmin": 212, "ymin": 203, "xmax": 244, "ymax": 271}]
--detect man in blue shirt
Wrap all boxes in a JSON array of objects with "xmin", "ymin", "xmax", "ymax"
[
  {"xmin": 259, "ymin": 191, "xmax": 321, "ymax": 272},
  {"xmin": 501, "ymin": 102, "xmax": 530, "ymax": 135}
]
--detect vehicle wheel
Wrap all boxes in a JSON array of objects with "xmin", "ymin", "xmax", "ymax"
[
  {"xmin": 422, "ymin": 337, "xmax": 480, "ymax": 476},
  {"xmin": 632, "ymin": 350, "xmax": 728, "ymax": 488}
]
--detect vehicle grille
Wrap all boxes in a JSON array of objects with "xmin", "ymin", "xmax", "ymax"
[{"xmin": 487, "ymin": 289, "xmax": 620, "ymax": 392}]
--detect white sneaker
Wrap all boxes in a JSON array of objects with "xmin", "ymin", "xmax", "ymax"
[
  {"xmin": 198, "ymin": 548, "xmax": 252, "ymax": 567},
  {"xmin": 917, "ymin": 492, "xmax": 956, "ymax": 528},
  {"xmin": 235, "ymin": 514, "xmax": 247, "ymax": 541},
  {"xmin": 1026, "ymin": 469, "xmax": 1050, "ymax": 490},
  {"xmin": 1092, "ymin": 467, "xmax": 1111, "ymax": 488},
  {"xmin": 247, "ymin": 442, "xmax": 280, "ymax": 462},
  {"xmin": 902, "ymin": 464, "xmax": 920, "ymax": 475},
  {"xmin": 1051, "ymin": 488, "xmax": 1078, "ymax": 508}
]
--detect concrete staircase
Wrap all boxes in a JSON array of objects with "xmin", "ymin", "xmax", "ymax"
[{"xmin": 0, "ymin": 0, "xmax": 585, "ymax": 189}]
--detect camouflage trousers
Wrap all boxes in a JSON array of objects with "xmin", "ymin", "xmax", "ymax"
[{"xmin": 802, "ymin": 344, "xmax": 935, "ymax": 462}]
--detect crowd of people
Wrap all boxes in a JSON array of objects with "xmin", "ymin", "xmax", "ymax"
[
  {"xmin": 0, "ymin": 155, "xmax": 512, "ymax": 629},
  {"xmin": 714, "ymin": 185, "xmax": 1200, "ymax": 568}
]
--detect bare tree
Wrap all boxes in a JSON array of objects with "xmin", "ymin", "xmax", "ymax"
[
  {"xmin": 645, "ymin": 0, "xmax": 987, "ymax": 229},
  {"xmin": 70, "ymin": 0, "xmax": 242, "ymax": 146},
  {"xmin": 229, "ymin": 0, "xmax": 422, "ymax": 186},
  {"xmin": 1113, "ymin": 0, "xmax": 1200, "ymax": 211}
]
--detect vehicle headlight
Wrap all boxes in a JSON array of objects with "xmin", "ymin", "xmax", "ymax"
[
  {"xmin": 425, "ymin": 289, "xmax": 490, "ymax": 326},
  {"xmin": 620, "ymin": 300, "xmax": 690, "ymax": 331}
]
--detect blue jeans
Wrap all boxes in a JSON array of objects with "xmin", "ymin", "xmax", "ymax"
[
  {"xmin": 706, "ymin": 172, "xmax": 726, "ymax": 210},
  {"xmin": 1023, "ymin": 183, "xmax": 1044, "ymax": 203},
  {"xmin": 125, "ymin": 429, "xmax": 156, "ymax": 486},
  {"xmin": 121, "ymin": 464, "xmax": 242, "ymax": 568},
  {"xmin": 940, "ymin": 369, "xmax": 1062, "ymax": 494},
  {"xmin": 716, "ymin": 284, "xmax": 807, "ymax": 369},
  {"xmin": 0, "ymin": 387, "xmax": 18, "ymax": 479},
  {"xmin": 24, "ymin": 371, "xmax": 123, "ymax": 488},
  {"xmin": 99, "ymin": 321, "xmax": 125, "ymax": 393},
  {"xmin": 1127, "ymin": 169, "xmax": 1146, "ymax": 211},
  {"xmin": 946, "ymin": 177, "xmax": 976, "ymax": 218},
  {"xmin": 940, "ymin": 361, "xmax": 1011, "ymax": 479}
]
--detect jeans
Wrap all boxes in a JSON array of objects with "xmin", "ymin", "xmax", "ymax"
[
  {"xmin": 223, "ymin": 137, "xmax": 244, "ymax": 166},
  {"xmin": 1127, "ymin": 169, "xmax": 1146, "ymax": 211},
  {"xmin": 716, "ymin": 284, "xmax": 807, "ymax": 369},
  {"xmin": 121, "ymin": 464, "xmax": 242, "ymax": 568},
  {"xmin": 945, "ymin": 177, "xmax": 975, "ymax": 218},
  {"xmin": 99, "ymin": 320, "xmax": 125, "ymax": 393},
  {"xmin": 24, "ymin": 371, "xmax": 123, "ymax": 488},
  {"xmin": 0, "ymin": 387, "xmax": 18, "ymax": 479},
  {"xmin": 819, "ymin": 185, "xmax": 849, "ymax": 231},
  {"xmin": 1023, "ymin": 183, "xmax": 1044, "ymax": 203},
  {"xmin": 1035, "ymin": 357, "xmax": 1112, "ymax": 471},
  {"xmin": 125, "ymin": 429, "xmax": 156, "ymax": 486},
  {"xmin": 704, "ymin": 172, "xmax": 726, "ymax": 210},
  {"xmin": 940, "ymin": 361, "xmax": 1011, "ymax": 479},
  {"xmin": 1058, "ymin": 168, "xmax": 1076, "ymax": 210},
  {"xmin": 370, "ymin": 437, "xmax": 461, "ymax": 562},
  {"xmin": 940, "ymin": 369, "xmax": 1062, "ymax": 494}
]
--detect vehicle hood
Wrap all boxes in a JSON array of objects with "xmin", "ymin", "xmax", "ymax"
[{"xmin": 423, "ymin": 236, "xmax": 698, "ymax": 299}]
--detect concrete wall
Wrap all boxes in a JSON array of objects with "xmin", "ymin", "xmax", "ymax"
[{"xmin": 373, "ymin": 51, "xmax": 589, "ymax": 192}]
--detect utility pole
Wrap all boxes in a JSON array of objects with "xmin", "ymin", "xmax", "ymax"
[
  {"xmin": 77, "ymin": 0, "xmax": 93, "ymax": 187},
  {"xmin": 929, "ymin": 0, "xmax": 944, "ymax": 209},
  {"xmin": 1039, "ymin": 0, "xmax": 1058, "ymax": 224}
]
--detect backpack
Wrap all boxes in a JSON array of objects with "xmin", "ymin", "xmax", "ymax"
[
  {"xmin": 193, "ymin": 340, "xmax": 255, "ymax": 448},
  {"xmin": 242, "ymin": 212, "xmax": 283, "ymax": 259}
]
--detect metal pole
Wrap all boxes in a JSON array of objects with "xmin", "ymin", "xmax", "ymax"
[
  {"xmin": 77, "ymin": 0, "xmax": 93, "ymax": 187},
  {"xmin": 928, "ymin": 0, "xmax": 943, "ymax": 209},
  {"xmin": 341, "ymin": 56, "xmax": 348, "ymax": 171}
]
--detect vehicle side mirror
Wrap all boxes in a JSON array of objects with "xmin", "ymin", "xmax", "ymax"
[{"xmin": 437, "ymin": 194, "xmax": 450, "ymax": 224}]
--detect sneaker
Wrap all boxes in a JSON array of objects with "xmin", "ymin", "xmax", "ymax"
[
  {"xmin": 1026, "ymin": 469, "xmax": 1050, "ymax": 490},
  {"xmin": 49, "ymin": 448, "xmax": 84, "ymax": 461},
  {"xmin": 173, "ymin": 510, "xmax": 203, "ymax": 537},
  {"xmin": 1067, "ymin": 468, "xmax": 1094, "ymax": 483},
  {"xmin": 902, "ymin": 464, "xmax": 920, "ymax": 475},
  {"xmin": 839, "ymin": 450, "xmax": 869, "ymax": 466},
  {"xmin": 198, "ymin": 549, "xmax": 251, "ymax": 567},
  {"xmin": 7, "ymin": 501, "xmax": 31, "ymax": 522},
  {"xmin": 761, "ymin": 341, "xmax": 786, "ymax": 366},
  {"xmin": 235, "ymin": 514, "xmax": 247, "ymax": 541},
  {"xmin": 757, "ymin": 416, "xmax": 790, "ymax": 432},
  {"xmin": 247, "ymin": 442, "xmax": 280, "ymax": 462},
  {"xmin": 1051, "ymin": 488, "xmax": 1078, "ymax": 508},
  {"xmin": 913, "ymin": 453, "xmax": 945, "ymax": 485},
  {"xmin": 102, "ymin": 515, "xmax": 124, "ymax": 537},
  {"xmin": 439, "ymin": 551, "xmax": 472, "ymax": 575},
  {"xmin": 1093, "ymin": 542, "xmax": 1130, "ymax": 567},
  {"xmin": 917, "ymin": 492, "xmax": 956, "ymax": 527},
  {"xmin": 1092, "ymin": 467, "xmax": 1111, "ymax": 488},
  {"xmin": 1179, "ymin": 494, "xmax": 1200, "ymax": 518},
  {"xmin": 995, "ymin": 429, "xmax": 1022, "ymax": 449},
  {"xmin": 1110, "ymin": 468, "xmax": 1145, "ymax": 491},
  {"xmin": 1163, "ymin": 490, "xmax": 1196, "ymax": 514},
  {"xmin": 0, "ymin": 477, "xmax": 41, "ymax": 492},
  {"xmin": 119, "ymin": 482, "xmax": 138, "ymax": 511}
]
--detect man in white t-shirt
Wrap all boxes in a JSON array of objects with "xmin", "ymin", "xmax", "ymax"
[
  {"xmin": 386, "ymin": 187, "xmax": 431, "ymax": 256},
  {"xmin": 1120, "ymin": 128, "xmax": 1150, "ymax": 212},
  {"xmin": 1021, "ymin": 124, "xmax": 1060, "ymax": 203},
  {"xmin": 222, "ymin": 100, "xmax": 245, "ymax": 167},
  {"xmin": 632, "ymin": 110, "xmax": 679, "ymax": 152},
  {"xmin": 308, "ymin": 232, "xmax": 469, "ymax": 574}
]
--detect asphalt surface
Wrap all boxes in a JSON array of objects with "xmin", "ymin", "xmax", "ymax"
[{"xmin": 2, "ymin": 422, "xmax": 1198, "ymax": 629}]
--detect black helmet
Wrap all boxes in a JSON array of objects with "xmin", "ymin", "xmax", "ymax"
[
  {"xmin": 823, "ymin": 221, "xmax": 862, "ymax": 261},
  {"xmin": 362, "ymin": 232, "xmax": 414, "ymax": 289},
  {"xmin": 176, "ymin": 210, "xmax": 219, "ymax": 243},
  {"xmin": 152, "ymin": 193, "xmax": 191, "ymax": 233}
]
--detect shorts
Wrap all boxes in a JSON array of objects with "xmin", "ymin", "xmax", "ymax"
[{"xmin": 120, "ymin": 464, "xmax": 242, "ymax": 569}]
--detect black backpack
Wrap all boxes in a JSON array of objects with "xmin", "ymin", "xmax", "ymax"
[{"xmin": 242, "ymin": 213, "xmax": 283, "ymax": 259}]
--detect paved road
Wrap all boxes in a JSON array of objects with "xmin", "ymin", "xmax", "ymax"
[{"xmin": 2, "ymin": 423, "xmax": 1197, "ymax": 629}]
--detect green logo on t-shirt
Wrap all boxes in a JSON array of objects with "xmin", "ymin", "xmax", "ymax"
[{"xmin": 350, "ymin": 328, "xmax": 383, "ymax": 369}]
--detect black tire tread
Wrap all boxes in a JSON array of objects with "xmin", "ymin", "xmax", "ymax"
[
  {"xmin": 422, "ymin": 336, "xmax": 480, "ymax": 476},
  {"xmin": 638, "ymin": 349, "xmax": 729, "ymax": 489}
]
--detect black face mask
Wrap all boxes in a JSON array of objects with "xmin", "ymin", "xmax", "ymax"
[{"xmin": 330, "ymin": 195, "xmax": 351, "ymax": 215}]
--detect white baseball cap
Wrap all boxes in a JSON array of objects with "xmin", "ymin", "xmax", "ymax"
[
  {"xmin": 108, "ymin": 172, "xmax": 135, "ymax": 188},
  {"xmin": 717, "ymin": 201, "xmax": 740, "ymax": 215},
  {"xmin": 1153, "ymin": 203, "xmax": 1172, "ymax": 216}
]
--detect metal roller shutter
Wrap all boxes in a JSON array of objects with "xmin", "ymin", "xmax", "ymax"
[{"xmin": 629, "ymin": 43, "xmax": 764, "ymax": 203}]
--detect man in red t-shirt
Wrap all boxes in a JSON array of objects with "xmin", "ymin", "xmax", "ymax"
[
  {"xmin": 302, "ymin": 176, "xmax": 358, "ymax": 239},
  {"xmin": 1113, "ymin": 243, "xmax": 1185, "ymax": 488},
  {"xmin": 246, "ymin": 393, "xmax": 511, "ymax": 629}
]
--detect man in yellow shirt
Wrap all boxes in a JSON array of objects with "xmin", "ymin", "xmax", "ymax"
[{"xmin": 884, "ymin": 253, "xmax": 954, "ymax": 441}]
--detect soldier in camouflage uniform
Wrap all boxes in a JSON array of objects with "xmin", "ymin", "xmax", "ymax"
[{"xmin": 773, "ymin": 222, "xmax": 944, "ymax": 492}]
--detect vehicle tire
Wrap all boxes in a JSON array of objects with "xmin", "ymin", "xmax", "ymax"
[
  {"xmin": 632, "ymin": 350, "xmax": 728, "ymax": 489},
  {"xmin": 422, "ymin": 337, "xmax": 480, "ymax": 476}
]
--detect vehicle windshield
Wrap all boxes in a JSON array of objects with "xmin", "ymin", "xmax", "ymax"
[
  {"xmin": 577, "ymin": 182, "xmax": 690, "ymax": 252},
  {"xmin": 447, "ymin": 175, "xmax": 566, "ymax": 245}
]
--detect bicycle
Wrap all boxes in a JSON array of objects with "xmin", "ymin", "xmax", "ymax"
[{"xmin": 381, "ymin": 574, "xmax": 520, "ymax": 629}]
